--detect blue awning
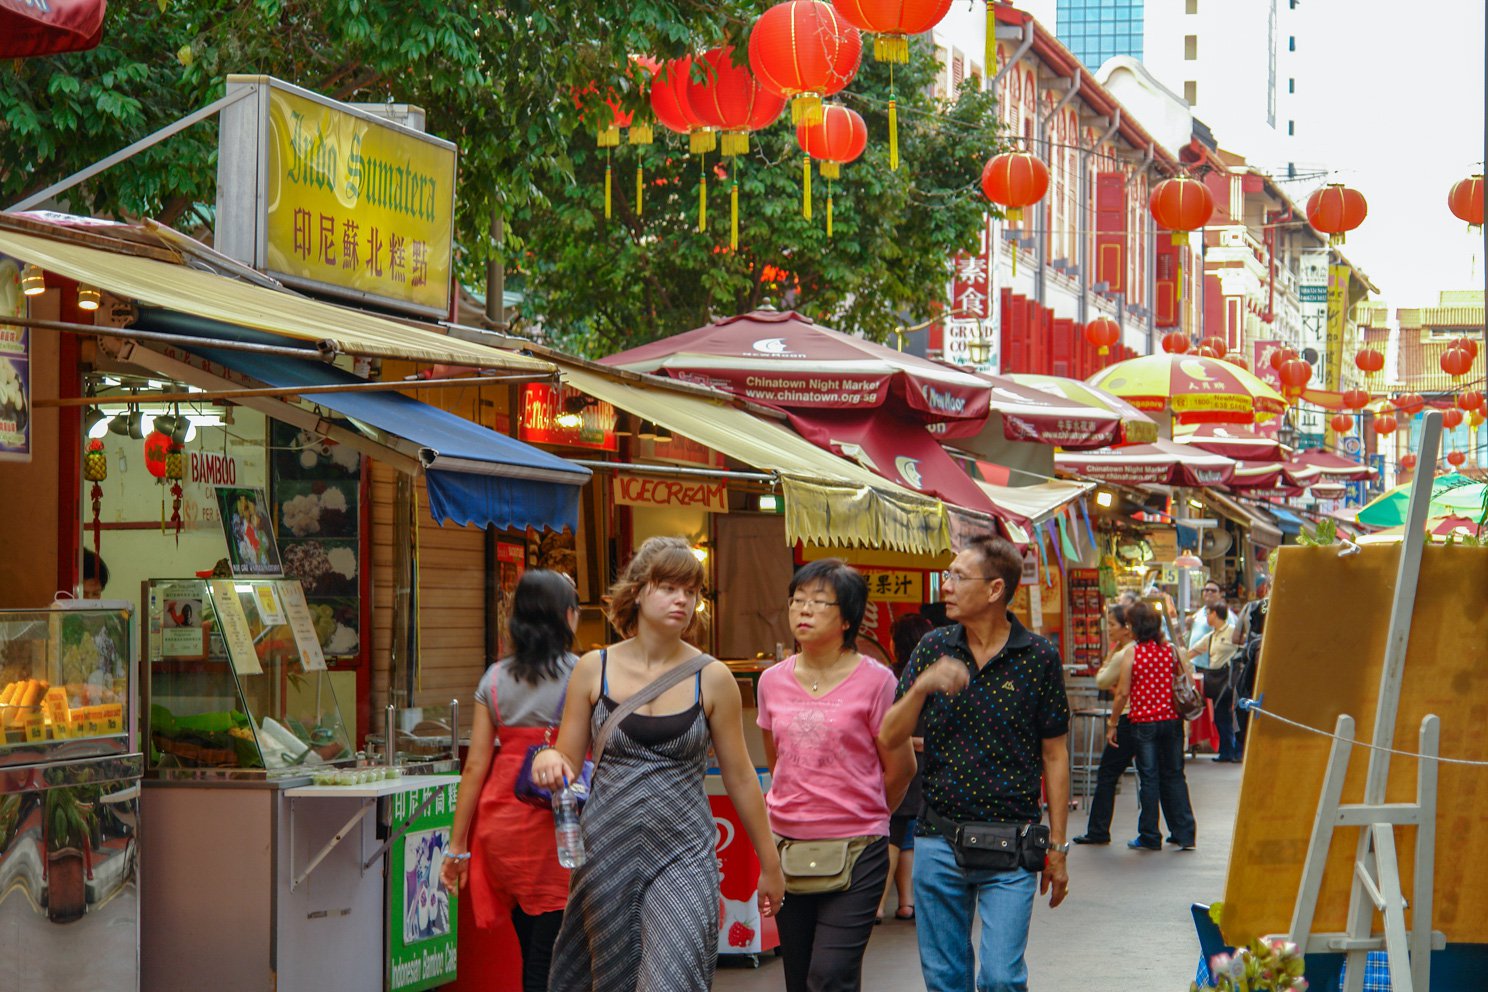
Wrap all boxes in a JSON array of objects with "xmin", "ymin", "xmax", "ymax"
[
  {"xmin": 1268, "ymin": 506, "xmax": 1305, "ymax": 535},
  {"xmin": 185, "ymin": 344, "xmax": 589, "ymax": 531}
]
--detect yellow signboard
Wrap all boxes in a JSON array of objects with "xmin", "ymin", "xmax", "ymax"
[
  {"xmin": 224, "ymin": 77, "xmax": 458, "ymax": 316},
  {"xmin": 856, "ymin": 567, "xmax": 925, "ymax": 603},
  {"xmin": 1326, "ymin": 263, "xmax": 1347, "ymax": 391}
]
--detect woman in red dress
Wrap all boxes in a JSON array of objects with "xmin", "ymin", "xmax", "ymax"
[{"xmin": 441, "ymin": 570, "xmax": 580, "ymax": 992}]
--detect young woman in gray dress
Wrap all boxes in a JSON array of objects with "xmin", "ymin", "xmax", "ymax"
[{"xmin": 532, "ymin": 536, "xmax": 784, "ymax": 991}]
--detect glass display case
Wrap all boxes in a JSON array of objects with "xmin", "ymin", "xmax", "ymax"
[{"xmin": 143, "ymin": 578, "xmax": 353, "ymax": 775}]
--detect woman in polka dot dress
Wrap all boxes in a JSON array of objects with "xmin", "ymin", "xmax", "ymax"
[{"xmin": 1107, "ymin": 601, "xmax": 1197, "ymax": 851}]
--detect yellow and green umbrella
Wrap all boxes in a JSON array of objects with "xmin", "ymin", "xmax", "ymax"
[{"xmin": 1087, "ymin": 353, "xmax": 1287, "ymax": 425}]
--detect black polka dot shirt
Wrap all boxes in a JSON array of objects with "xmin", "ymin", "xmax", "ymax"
[{"xmin": 896, "ymin": 614, "xmax": 1070, "ymax": 834}]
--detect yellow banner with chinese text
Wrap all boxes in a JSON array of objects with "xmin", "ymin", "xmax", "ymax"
[{"xmin": 264, "ymin": 86, "xmax": 456, "ymax": 315}]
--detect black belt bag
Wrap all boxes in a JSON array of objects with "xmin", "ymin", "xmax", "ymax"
[{"xmin": 926, "ymin": 808, "xmax": 1050, "ymax": 873}]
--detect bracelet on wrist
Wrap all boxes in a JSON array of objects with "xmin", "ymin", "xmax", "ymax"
[{"xmin": 444, "ymin": 851, "xmax": 472, "ymax": 862}]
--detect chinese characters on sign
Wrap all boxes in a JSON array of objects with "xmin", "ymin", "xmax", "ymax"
[{"xmin": 855, "ymin": 568, "xmax": 924, "ymax": 604}]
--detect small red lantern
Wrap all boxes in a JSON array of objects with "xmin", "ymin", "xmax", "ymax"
[
  {"xmin": 1447, "ymin": 450, "xmax": 1467, "ymax": 468},
  {"xmin": 1306, "ymin": 183, "xmax": 1368, "ymax": 244},
  {"xmin": 795, "ymin": 104, "xmax": 867, "ymax": 236},
  {"xmin": 1149, "ymin": 175, "xmax": 1214, "ymax": 246},
  {"xmin": 980, "ymin": 152, "xmax": 1050, "ymax": 223},
  {"xmin": 1459, "ymin": 389, "xmax": 1485, "ymax": 413},
  {"xmin": 749, "ymin": 1, "xmax": 862, "ymax": 125},
  {"xmin": 1448, "ymin": 175, "xmax": 1484, "ymax": 228},
  {"xmin": 1442, "ymin": 408, "xmax": 1464, "ymax": 429},
  {"xmin": 1441, "ymin": 346, "xmax": 1474, "ymax": 379},
  {"xmin": 1472, "ymin": 410, "xmax": 1487, "ymax": 428},
  {"xmin": 1400, "ymin": 453, "xmax": 1417, "ymax": 470},
  {"xmin": 1354, "ymin": 348, "xmax": 1384, "ymax": 376},
  {"xmin": 1199, "ymin": 335, "xmax": 1226, "ymax": 355},
  {"xmin": 1329, "ymin": 413, "xmax": 1353, "ymax": 433},
  {"xmin": 1450, "ymin": 336, "xmax": 1479, "ymax": 360},
  {"xmin": 1393, "ymin": 393, "xmax": 1424, "ymax": 416},
  {"xmin": 1270, "ymin": 346, "xmax": 1298, "ymax": 372},
  {"xmin": 1084, "ymin": 317, "xmax": 1121, "ymax": 356},
  {"xmin": 1161, "ymin": 332, "xmax": 1190, "ymax": 354},
  {"xmin": 1342, "ymin": 388, "xmax": 1371, "ymax": 410},
  {"xmin": 1196, "ymin": 343, "xmax": 1223, "ymax": 359},
  {"xmin": 1278, "ymin": 358, "xmax": 1312, "ymax": 399},
  {"xmin": 1374, "ymin": 413, "xmax": 1398, "ymax": 436},
  {"xmin": 143, "ymin": 429, "xmax": 170, "ymax": 479}
]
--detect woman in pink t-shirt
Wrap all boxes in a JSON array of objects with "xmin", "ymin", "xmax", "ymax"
[{"xmin": 758, "ymin": 559, "xmax": 917, "ymax": 992}]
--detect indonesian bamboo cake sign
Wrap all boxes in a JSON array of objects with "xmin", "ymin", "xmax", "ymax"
[{"xmin": 1222, "ymin": 544, "xmax": 1488, "ymax": 944}]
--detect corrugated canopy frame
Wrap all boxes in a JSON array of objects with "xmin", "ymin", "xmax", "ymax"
[
  {"xmin": 0, "ymin": 226, "xmax": 556, "ymax": 371},
  {"xmin": 555, "ymin": 362, "xmax": 952, "ymax": 555}
]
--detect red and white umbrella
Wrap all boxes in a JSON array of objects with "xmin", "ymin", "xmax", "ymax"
[
  {"xmin": 1308, "ymin": 481, "xmax": 1349, "ymax": 500},
  {"xmin": 1173, "ymin": 423, "xmax": 1284, "ymax": 461},
  {"xmin": 1290, "ymin": 447, "xmax": 1376, "ymax": 482},
  {"xmin": 1056, "ymin": 438, "xmax": 1235, "ymax": 487},
  {"xmin": 1, "ymin": 0, "xmax": 106, "ymax": 57},
  {"xmin": 952, "ymin": 372, "xmax": 1138, "ymax": 450},
  {"xmin": 1227, "ymin": 461, "xmax": 1286, "ymax": 491},
  {"xmin": 1001, "ymin": 372, "xmax": 1160, "ymax": 446},
  {"xmin": 601, "ymin": 309, "xmax": 990, "ymax": 435},
  {"xmin": 1088, "ymin": 353, "xmax": 1287, "ymax": 425}
]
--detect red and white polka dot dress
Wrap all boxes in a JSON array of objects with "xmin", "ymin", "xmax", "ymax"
[{"xmin": 1128, "ymin": 640, "xmax": 1180, "ymax": 723}]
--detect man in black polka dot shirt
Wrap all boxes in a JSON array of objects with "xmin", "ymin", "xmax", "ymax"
[{"xmin": 879, "ymin": 533, "xmax": 1070, "ymax": 992}]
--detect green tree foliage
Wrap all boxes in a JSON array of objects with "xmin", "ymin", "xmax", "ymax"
[{"xmin": 517, "ymin": 49, "xmax": 1005, "ymax": 354}]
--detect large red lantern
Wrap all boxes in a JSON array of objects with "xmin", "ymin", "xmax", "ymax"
[
  {"xmin": 749, "ymin": 1, "xmax": 862, "ymax": 125},
  {"xmin": 1270, "ymin": 346, "xmax": 1297, "ymax": 372},
  {"xmin": 1441, "ymin": 346, "xmax": 1474, "ymax": 379},
  {"xmin": 143, "ymin": 429, "xmax": 170, "ymax": 479},
  {"xmin": 795, "ymin": 104, "xmax": 867, "ymax": 235},
  {"xmin": 831, "ymin": 0, "xmax": 952, "ymax": 61},
  {"xmin": 1161, "ymin": 331, "xmax": 1190, "ymax": 354},
  {"xmin": 1329, "ymin": 413, "xmax": 1353, "ymax": 434},
  {"xmin": 1342, "ymin": 388, "xmax": 1371, "ymax": 410},
  {"xmin": 1450, "ymin": 336, "xmax": 1479, "ymax": 360},
  {"xmin": 1306, "ymin": 183, "xmax": 1367, "ymax": 244},
  {"xmin": 1392, "ymin": 393, "xmax": 1424, "ymax": 416},
  {"xmin": 1354, "ymin": 347, "xmax": 1384, "ymax": 376},
  {"xmin": 688, "ymin": 47, "xmax": 785, "ymax": 157},
  {"xmin": 1442, "ymin": 408, "xmax": 1464, "ymax": 429},
  {"xmin": 1278, "ymin": 358, "xmax": 1312, "ymax": 400},
  {"xmin": 980, "ymin": 152, "xmax": 1050, "ymax": 223},
  {"xmin": 1447, "ymin": 450, "xmax": 1467, "ymax": 468},
  {"xmin": 1374, "ymin": 413, "xmax": 1398, "ymax": 436},
  {"xmin": 651, "ymin": 56, "xmax": 714, "ymax": 152},
  {"xmin": 1448, "ymin": 175, "xmax": 1483, "ymax": 228},
  {"xmin": 1149, "ymin": 175, "xmax": 1214, "ymax": 246},
  {"xmin": 1084, "ymin": 317, "xmax": 1120, "ymax": 356}
]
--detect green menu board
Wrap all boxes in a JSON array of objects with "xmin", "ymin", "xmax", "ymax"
[{"xmin": 387, "ymin": 776, "xmax": 459, "ymax": 991}]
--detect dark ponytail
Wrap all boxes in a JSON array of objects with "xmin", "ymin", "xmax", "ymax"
[{"xmin": 507, "ymin": 570, "xmax": 579, "ymax": 684}]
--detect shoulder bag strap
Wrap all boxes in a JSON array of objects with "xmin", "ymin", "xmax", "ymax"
[{"xmin": 591, "ymin": 653, "xmax": 716, "ymax": 768}]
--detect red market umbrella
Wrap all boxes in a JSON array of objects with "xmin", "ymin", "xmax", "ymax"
[
  {"xmin": 996, "ymin": 373, "xmax": 1160, "ymax": 447},
  {"xmin": 1308, "ymin": 481, "xmax": 1349, "ymax": 500},
  {"xmin": 1290, "ymin": 447, "xmax": 1376, "ymax": 482},
  {"xmin": 1, "ymin": 0, "xmax": 106, "ymax": 57},
  {"xmin": 1055, "ymin": 438, "xmax": 1236, "ymax": 487},
  {"xmin": 948, "ymin": 372, "xmax": 1133, "ymax": 450},
  {"xmin": 1173, "ymin": 423, "xmax": 1284, "ymax": 461},
  {"xmin": 1087, "ymin": 353, "xmax": 1287, "ymax": 425},
  {"xmin": 600, "ymin": 309, "xmax": 990, "ymax": 436},
  {"xmin": 785, "ymin": 408, "xmax": 1008, "ymax": 520},
  {"xmin": 1227, "ymin": 461, "xmax": 1285, "ymax": 490}
]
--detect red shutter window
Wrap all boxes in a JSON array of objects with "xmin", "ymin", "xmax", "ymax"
[{"xmin": 1096, "ymin": 171, "xmax": 1127, "ymax": 293}]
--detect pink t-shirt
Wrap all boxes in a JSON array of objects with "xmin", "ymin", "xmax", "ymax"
[{"xmin": 756, "ymin": 656, "xmax": 897, "ymax": 839}]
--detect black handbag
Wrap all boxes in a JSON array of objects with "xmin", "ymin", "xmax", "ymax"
[
  {"xmin": 1201, "ymin": 666, "xmax": 1231, "ymax": 701},
  {"xmin": 927, "ymin": 809, "xmax": 1050, "ymax": 873}
]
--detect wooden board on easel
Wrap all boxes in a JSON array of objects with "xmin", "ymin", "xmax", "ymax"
[{"xmin": 1221, "ymin": 543, "xmax": 1488, "ymax": 944}]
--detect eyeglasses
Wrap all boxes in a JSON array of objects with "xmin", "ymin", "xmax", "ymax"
[
  {"xmin": 787, "ymin": 596, "xmax": 838, "ymax": 612},
  {"xmin": 939, "ymin": 570, "xmax": 996, "ymax": 585}
]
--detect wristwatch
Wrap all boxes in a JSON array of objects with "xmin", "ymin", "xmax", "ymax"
[{"xmin": 1050, "ymin": 840, "xmax": 1072, "ymax": 855}]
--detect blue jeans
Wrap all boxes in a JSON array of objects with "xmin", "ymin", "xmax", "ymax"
[
  {"xmin": 912, "ymin": 834, "xmax": 1038, "ymax": 992},
  {"xmin": 1131, "ymin": 719, "xmax": 1196, "ymax": 847},
  {"xmin": 1213, "ymin": 689, "xmax": 1238, "ymax": 760}
]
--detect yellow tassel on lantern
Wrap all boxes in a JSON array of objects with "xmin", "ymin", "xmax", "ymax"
[
  {"xmin": 987, "ymin": 3, "xmax": 998, "ymax": 77},
  {"xmin": 699, "ymin": 175, "xmax": 707, "ymax": 233},
  {"xmin": 604, "ymin": 160, "xmax": 612, "ymax": 220},
  {"xmin": 827, "ymin": 192, "xmax": 834, "ymax": 239},
  {"xmin": 636, "ymin": 165, "xmax": 644, "ymax": 217},
  {"xmin": 791, "ymin": 94, "xmax": 823, "ymax": 126},
  {"xmin": 731, "ymin": 182, "xmax": 739, "ymax": 250},
  {"xmin": 889, "ymin": 98, "xmax": 899, "ymax": 171},
  {"xmin": 628, "ymin": 123, "xmax": 653, "ymax": 146},
  {"xmin": 598, "ymin": 126, "xmax": 620, "ymax": 148},
  {"xmin": 803, "ymin": 155, "xmax": 812, "ymax": 221},
  {"xmin": 721, "ymin": 131, "xmax": 749, "ymax": 157},
  {"xmin": 1176, "ymin": 259, "xmax": 1183, "ymax": 303},
  {"xmin": 820, "ymin": 161, "xmax": 840, "ymax": 180},
  {"xmin": 690, "ymin": 128, "xmax": 717, "ymax": 154},
  {"xmin": 874, "ymin": 34, "xmax": 910, "ymax": 63}
]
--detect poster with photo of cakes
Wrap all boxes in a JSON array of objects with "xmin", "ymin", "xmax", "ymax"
[{"xmin": 271, "ymin": 422, "xmax": 362, "ymax": 662}]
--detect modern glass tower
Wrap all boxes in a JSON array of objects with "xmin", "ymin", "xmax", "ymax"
[{"xmin": 1055, "ymin": 0, "xmax": 1144, "ymax": 67}]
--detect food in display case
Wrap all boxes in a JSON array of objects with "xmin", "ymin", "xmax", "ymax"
[
  {"xmin": 145, "ymin": 578, "xmax": 354, "ymax": 773},
  {"xmin": 0, "ymin": 606, "xmax": 131, "ymax": 748}
]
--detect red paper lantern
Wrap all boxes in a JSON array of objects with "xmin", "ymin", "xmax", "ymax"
[
  {"xmin": 1354, "ymin": 347, "xmax": 1384, "ymax": 375},
  {"xmin": 1442, "ymin": 408, "xmax": 1464, "ymax": 429},
  {"xmin": 1342, "ymin": 388, "xmax": 1371, "ymax": 410},
  {"xmin": 1472, "ymin": 410, "xmax": 1487, "ymax": 428},
  {"xmin": 1441, "ymin": 346, "xmax": 1474, "ymax": 379},
  {"xmin": 1278, "ymin": 358, "xmax": 1312, "ymax": 399},
  {"xmin": 1459, "ymin": 389, "xmax": 1485, "ymax": 413},
  {"xmin": 1374, "ymin": 413, "xmax": 1398, "ymax": 436},
  {"xmin": 1449, "ymin": 336, "xmax": 1479, "ymax": 360},
  {"xmin": 1400, "ymin": 453, "xmax": 1417, "ymax": 470},
  {"xmin": 1392, "ymin": 393, "xmax": 1424, "ymax": 416},
  {"xmin": 831, "ymin": 0, "xmax": 952, "ymax": 61},
  {"xmin": 143, "ymin": 429, "xmax": 170, "ymax": 479},
  {"xmin": 1270, "ymin": 346, "xmax": 1297, "ymax": 372},
  {"xmin": 1160, "ymin": 332, "xmax": 1190, "ymax": 354},
  {"xmin": 1084, "ymin": 317, "xmax": 1121, "ymax": 356},
  {"xmin": 980, "ymin": 152, "xmax": 1050, "ymax": 223},
  {"xmin": 1196, "ymin": 343, "xmax": 1223, "ymax": 359},
  {"xmin": 1448, "ymin": 175, "xmax": 1484, "ymax": 227},
  {"xmin": 1447, "ymin": 450, "xmax": 1467, "ymax": 467},
  {"xmin": 687, "ymin": 46, "xmax": 786, "ymax": 156},
  {"xmin": 1330, "ymin": 413, "xmax": 1353, "ymax": 433},
  {"xmin": 1199, "ymin": 335, "xmax": 1226, "ymax": 355},
  {"xmin": 1306, "ymin": 183, "xmax": 1367, "ymax": 244},
  {"xmin": 795, "ymin": 104, "xmax": 867, "ymax": 235},
  {"xmin": 749, "ymin": 1, "xmax": 862, "ymax": 125},
  {"xmin": 1149, "ymin": 175, "xmax": 1214, "ymax": 246},
  {"xmin": 651, "ymin": 56, "xmax": 716, "ymax": 153}
]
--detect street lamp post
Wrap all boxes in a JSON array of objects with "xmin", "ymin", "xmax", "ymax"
[{"xmin": 892, "ymin": 308, "xmax": 995, "ymax": 370}]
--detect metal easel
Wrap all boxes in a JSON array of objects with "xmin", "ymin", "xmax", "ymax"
[{"xmin": 1284, "ymin": 411, "xmax": 1448, "ymax": 992}]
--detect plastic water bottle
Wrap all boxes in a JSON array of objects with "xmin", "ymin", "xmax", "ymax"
[{"xmin": 553, "ymin": 781, "xmax": 585, "ymax": 868}]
